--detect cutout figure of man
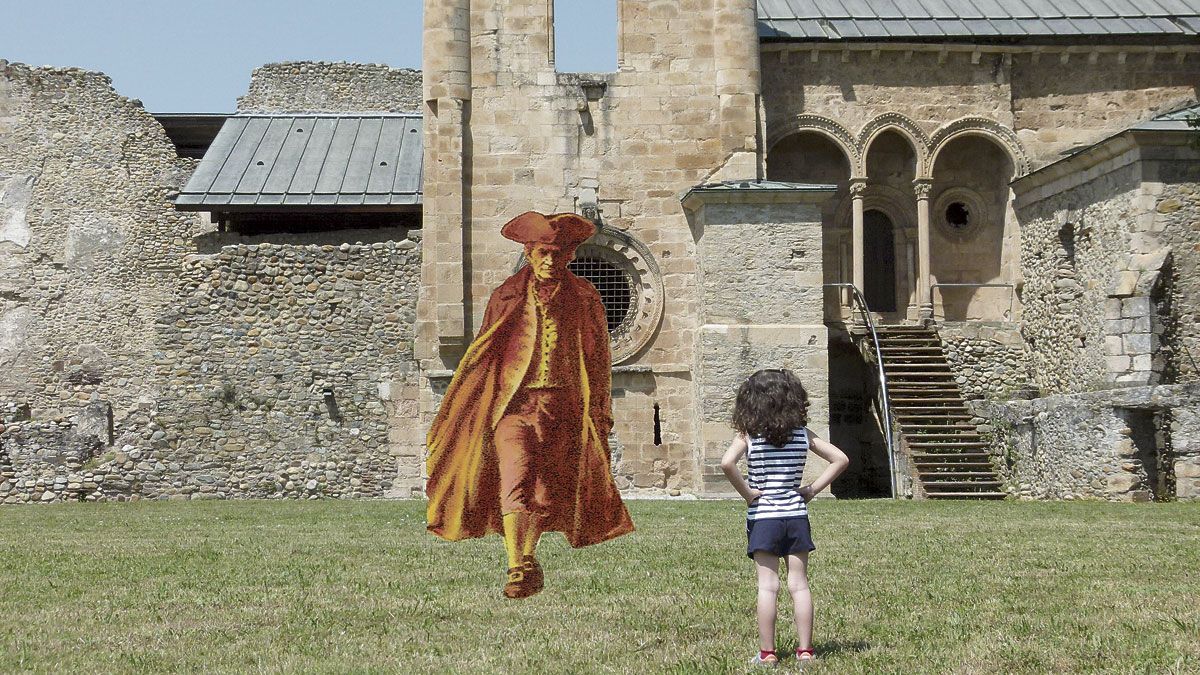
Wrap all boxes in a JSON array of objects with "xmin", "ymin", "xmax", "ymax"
[{"xmin": 426, "ymin": 211, "xmax": 635, "ymax": 599}]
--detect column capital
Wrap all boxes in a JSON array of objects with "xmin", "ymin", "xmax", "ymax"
[
  {"xmin": 849, "ymin": 177, "xmax": 869, "ymax": 198},
  {"xmin": 912, "ymin": 178, "xmax": 934, "ymax": 200}
]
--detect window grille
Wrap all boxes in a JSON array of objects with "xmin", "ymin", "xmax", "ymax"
[{"xmin": 569, "ymin": 257, "xmax": 634, "ymax": 333}]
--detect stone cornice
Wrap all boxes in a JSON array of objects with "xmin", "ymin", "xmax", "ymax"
[{"xmin": 1011, "ymin": 130, "xmax": 1198, "ymax": 207}]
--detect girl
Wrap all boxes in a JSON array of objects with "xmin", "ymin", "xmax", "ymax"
[{"xmin": 720, "ymin": 368, "xmax": 850, "ymax": 666}]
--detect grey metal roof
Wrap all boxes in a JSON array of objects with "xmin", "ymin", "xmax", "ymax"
[
  {"xmin": 175, "ymin": 114, "xmax": 422, "ymax": 211},
  {"xmin": 687, "ymin": 179, "xmax": 838, "ymax": 193},
  {"xmin": 1132, "ymin": 102, "xmax": 1200, "ymax": 130},
  {"xmin": 757, "ymin": 0, "xmax": 1200, "ymax": 40}
]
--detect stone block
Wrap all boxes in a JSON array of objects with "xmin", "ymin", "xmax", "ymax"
[
  {"xmin": 1105, "ymin": 472, "xmax": 1140, "ymax": 494},
  {"xmin": 1121, "ymin": 297, "xmax": 1151, "ymax": 318},
  {"xmin": 1107, "ymin": 271, "xmax": 1138, "ymax": 297},
  {"xmin": 1122, "ymin": 333, "xmax": 1152, "ymax": 354}
]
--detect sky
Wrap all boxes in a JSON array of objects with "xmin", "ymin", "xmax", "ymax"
[{"xmin": 1, "ymin": 0, "xmax": 618, "ymax": 112}]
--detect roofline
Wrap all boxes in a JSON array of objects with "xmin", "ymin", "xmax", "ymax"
[
  {"xmin": 174, "ymin": 203, "xmax": 422, "ymax": 214},
  {"xmin": 760, "ymin": 40, "xmax": 1200, "ymax": 54},
  {"xmin": 225, "ymin": 112, "xmax": 422, "ymax": 118},
  {"xmin": 1012, "ymin": 128, "xmax": 1198, "ymax": 204}
]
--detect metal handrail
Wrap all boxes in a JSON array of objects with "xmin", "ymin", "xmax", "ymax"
[
  {"xmin": 930, "ymin": 282, "xmax": 1016, "ymax": 321},
  {"xmin": 824, "ymin": 283, "xmax": 897, "ymax": 499}
]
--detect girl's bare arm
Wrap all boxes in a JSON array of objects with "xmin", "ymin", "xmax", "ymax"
[
  {"xmin": 720, "ymin": 433, "xmax": 762, "ymax": 505},
  {"xmin": 798, "ymin": 432, "xmax": 850, "ymax": 501}
]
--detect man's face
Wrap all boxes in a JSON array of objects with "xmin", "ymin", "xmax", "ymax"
[{"xmin": 526, "ymin": 244, "xmax": 572, "ymax": 281}]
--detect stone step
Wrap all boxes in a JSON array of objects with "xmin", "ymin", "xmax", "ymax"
[
  {"xmin": 926, "ymin": 491, "xmax": 1008, "ymax": 500},
  {"xmin": 923, "ymin": 480, "xmax": 1004, "ymax": 489},
  {"xmin": 879, "ymin": 346, "xmax": 943, "ymax": 352},
  {"xmin": 900, "ymin": 423, "xmax": 978, "ymax": 430},
  {"xmin": 913, "ymin": 461, "xmax": 996, "ymax": 470},
  {"xmin": 910, "ymin": 440, "xmax": 988, "ymax": 447},
  {"xmin": 912, "ymin": 451, "xmax": 992, "ymax": 460},
  {"xmin": 907, "ymin": 432, "xmax": 982, "ymax": 440},
  {"xmin": 915, "ymin": 470, "xmax": 998, "ymax": 478}
]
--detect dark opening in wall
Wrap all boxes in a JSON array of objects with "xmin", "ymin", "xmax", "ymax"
[
  {"xmin": 945, "ymin": 202, "xmax": 971, "ymax": 229},
  {"xmin": 553, "ymin": 1, "xmax": 618, "ymax": 72},
  {"xmin": 1057, "ymin": 222, "xmax": 1077, "ymax": 265},
  {"xmin": 1123, "ymin": 408, "xmax": 1174, "ymax": 501},
  {"xmin": 222, "ymin": 211, "xmax": 421, "ymax": 236},
  {"xmin": 653, "ymin": 402, "xmax": 662, "ymax": 446}
]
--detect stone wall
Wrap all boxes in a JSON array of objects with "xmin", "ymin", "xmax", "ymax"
[
  {"xmin": 975, "ymin": 384, "xmax": 1200, "ymax": 501},
  {"xmin": 0, "ymin": 61, "xmax": 198, "ymax": 418},
  {"xmin": 237, "ymin": 62, "xmax": 422, "ymax": 114},
  {"xmin": 687, "ymin": 192, "xmax": 831, "ymax": 495},
  {"xmin": 1014, "ymin": 159, "xmax": 1144, "ymax": 394},
  {"xmin": 147, "ymin": 237, "xmax": 423, "ymax": 501},
  {"xmin": 2, "ymin": 236, "xmax": 423, "ymax": 503},
  {"xmin": 939, "ymin": 323, "xmax": 1030, "ymax": 401},
  {"xmin": 761, "ymin": 46, "xmax": 1199, "ymax": 170},
  {"xmin": 0, "ymin": 60, "xmax": 427, "ymax": 504},
  {"xmin": 1147, "ymin": 159, "xmax": 1200, "ymax": 383}
]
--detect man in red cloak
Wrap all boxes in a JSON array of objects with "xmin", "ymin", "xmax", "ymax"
[{"xmin": 426, "ymin": 211, "xmax": 635, "ymax": 599}]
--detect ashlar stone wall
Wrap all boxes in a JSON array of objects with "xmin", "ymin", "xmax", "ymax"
[
  {"xmin": 686, "ymin": 191, "xmax": 832, "ymax": 496},
  {"xmin": 421, "ymin": 0, "xmax": 763, "ymax": 495}
]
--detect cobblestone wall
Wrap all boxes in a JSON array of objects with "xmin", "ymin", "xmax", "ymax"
[
  {"xmin": 0, "ymin": 61, "xmax": 426, "ymax": 504},
  {"xmin": 2, "ymin": 237, "xmax": 423, "ymax": 503},
  {"xmin": 1148, "ymin": 162, "xmax": 1200, "ymax": 383},
  {"xmin": 1015, "ymin": 161, "xmax": 1143, "ymax": 394},
  {"xmin": 975, "ymin": 384, "xmax": 1200, "ymax": 501},
  {"xmin": 0, "ymin": 61, "xmax": 199, "ymax": 417},
  {"xmin": 237, "ymin": 62, "xmax": 421, "ymax": 113},
  {"xmin": 939, "ymin": 323, "xmax": 1030, "ymax": 400}
]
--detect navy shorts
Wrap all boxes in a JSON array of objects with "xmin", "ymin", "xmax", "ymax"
[{"xmin": 746, "ymin": 516, "xmax": 816, "ymax": 559}]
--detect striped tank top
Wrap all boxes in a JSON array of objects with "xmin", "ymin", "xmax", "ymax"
[{"xmin": 746, "ymin": 427, "xmax": 809, "ymax": 521}]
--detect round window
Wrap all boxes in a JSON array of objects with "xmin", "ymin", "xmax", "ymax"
[
  {"xmin": 934, "ymin": 188, "xmax": 988, "ymax": 241},
  {"xmin": 569, "ymin": 256, "xmax": 635, "ymax": 333},
  {"xmin": 514, "ymin": 226, "xmax": 664, "ymax": 364}
]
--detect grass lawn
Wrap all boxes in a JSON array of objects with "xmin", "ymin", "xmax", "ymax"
[{"xmin": 0, "ymin": 499, "xmax": 1197, "ymax": 674}]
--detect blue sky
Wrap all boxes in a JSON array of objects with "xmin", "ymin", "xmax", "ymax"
[{"xmin": 1, "ymin": 0, "xmax": 618, "ymax": 112}]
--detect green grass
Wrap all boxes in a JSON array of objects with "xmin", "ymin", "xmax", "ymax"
[{"xmin": 0, "ymin": 500, "xmax": 1197, "ymax": 674}]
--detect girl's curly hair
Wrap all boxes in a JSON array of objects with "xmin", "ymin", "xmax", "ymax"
[{"xmin": 731, "ymin": 369, "xmax": 810, "ymax": 447}]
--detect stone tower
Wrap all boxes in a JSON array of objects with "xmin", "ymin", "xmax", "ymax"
[{"xmin": 418, "ymin": 0, "xmax": 831, "ymax": 495}]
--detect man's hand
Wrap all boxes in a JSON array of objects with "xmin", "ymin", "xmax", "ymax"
[
  {"xmin": 746, "ymin": 488, "xmax": 763, "ymax": 506},
  {"xmin": 797, "ymin": 484, "xmax": 817, "ymax": 502}
]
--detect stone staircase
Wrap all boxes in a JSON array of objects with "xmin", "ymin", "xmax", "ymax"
[{"xmin": 874, "ymin": 325, "xmax": 1006, "ymax": 500}]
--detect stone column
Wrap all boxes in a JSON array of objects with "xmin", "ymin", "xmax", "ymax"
[
  {"xmin": 849, "ymin": 178, "xmax": 867, "ymax": 297},
  {"xmin": 713, "ymin": 0, "xmax": 762, "ymax": 175},
  {"xmin": 913, "ymin": 178, "xmax": 934, "ymax": 320},
  {"xmin": 420, "ymin": 0, "xmax": 471, "ymax": 357}
]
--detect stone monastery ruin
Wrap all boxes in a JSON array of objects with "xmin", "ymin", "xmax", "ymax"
[{"xmin": 2, "ymin": 0, "xmax": 1199, "ymax": 505}]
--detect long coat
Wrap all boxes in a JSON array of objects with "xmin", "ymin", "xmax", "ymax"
[{"xmin": 425, "ymin": 265, "xmax": 635, "ymax": 547}]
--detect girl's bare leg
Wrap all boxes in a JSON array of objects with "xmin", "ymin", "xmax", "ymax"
[
  {"xmin": 752, "ymin": 552, "xmax": 781, "ymax": 652},
  {"xmin": 786, "ymin": 552, "xmax": 813, "ymax": 652}
]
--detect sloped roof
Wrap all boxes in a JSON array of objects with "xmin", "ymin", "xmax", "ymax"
[
  {"xmin": 757, "ymin": 0, "xmax": 1200, "ymax": 40},
  {"xmin": 1132, "ymin": 102, "xmax": 1200, "ymax": 130},
  {"xmin": 176, "ymin": 114, "xmax": 422, "ymax": 211}
]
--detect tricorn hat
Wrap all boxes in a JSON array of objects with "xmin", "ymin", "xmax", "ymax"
[{"xmin": 501, "ymin": 211, "xmax": 596, "ymax": 248}]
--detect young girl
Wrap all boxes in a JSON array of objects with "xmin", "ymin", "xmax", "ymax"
[{"xmin": 720, "ymin": 368, "xmax": 850, "ymax": 666}]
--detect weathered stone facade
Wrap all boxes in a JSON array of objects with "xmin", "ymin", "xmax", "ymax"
[
  {"xmin": 975, "ymin": 384, "xmax": 1200, "ymax": 501},
  {"xmin": 4, "ymin": 1, "xmax": 1200, "ymax": 504},
  {"xmin": 237, "ymin": 62, "xmax": 422, "ymax": 114},
  {"xmin": 0, "ymin": 61, "xmax": 426, "ymax": 504}
]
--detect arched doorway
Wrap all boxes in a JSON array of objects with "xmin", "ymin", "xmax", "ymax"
[{"xmin": 863, "ymin": 210, "xmax": 897, "ymax": 312}]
